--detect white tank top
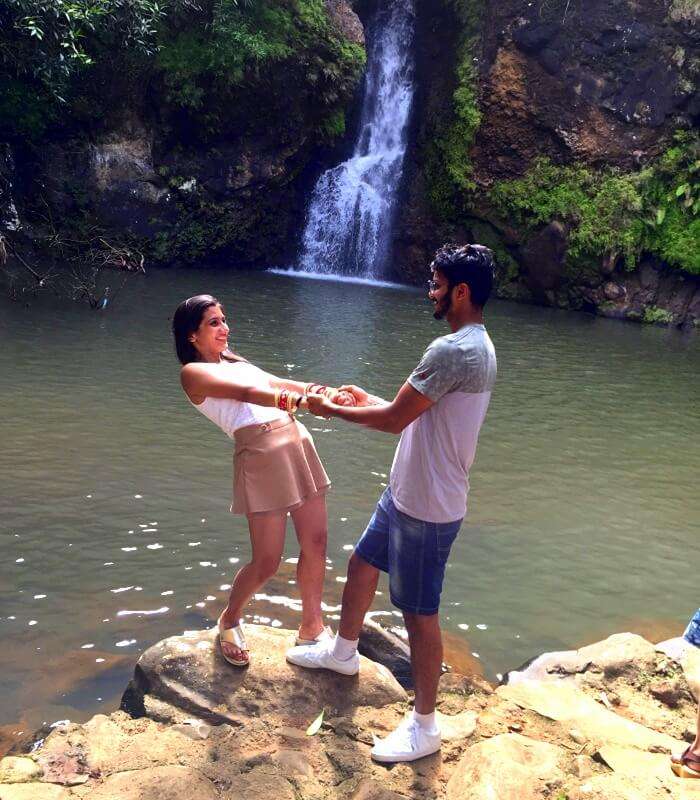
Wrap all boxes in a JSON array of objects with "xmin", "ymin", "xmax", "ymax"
[{"xmin": 190, "ymin": 361, "xmax": 287, "ymax": 438}]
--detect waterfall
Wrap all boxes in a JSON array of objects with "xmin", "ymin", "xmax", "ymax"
[{"xmin": 298, "ymin": 0, "xmax": 415, "ymax": 279}]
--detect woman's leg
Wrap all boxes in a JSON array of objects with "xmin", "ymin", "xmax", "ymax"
[
  {"xmin": 290, "ymin": 492, "xmax": 328, "ymax": 640},
  {"xmin": 220, "ymin": 511, "xmax": 287, "ymax": 663}
]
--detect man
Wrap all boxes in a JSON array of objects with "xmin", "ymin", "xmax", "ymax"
[{"xmin": 287, "ymin": 243, "xmax": 497, "ymax": 763}]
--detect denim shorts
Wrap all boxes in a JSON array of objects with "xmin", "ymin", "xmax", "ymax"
[
  {"xmin": 355, "ymin": 487, "xmax": 462, "ymax": 615},
  {"xmin": 684, "ymin": 608, "xmax": 700, "ymax": 647}
]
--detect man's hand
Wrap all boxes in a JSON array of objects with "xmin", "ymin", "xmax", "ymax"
[
  {"xmin": 306, "ymin": 393, "xmax": 336, "ymax": 418},
  {"xmin": 338, "ymin": 384, "xmax": 370, "ymax": 406}
]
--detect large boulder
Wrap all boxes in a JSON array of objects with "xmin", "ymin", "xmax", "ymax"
[
  {"xmin": 446, "ymin": 733, "xmax": 565, "ymax": 800},
  {"xmin": 124, "ymin": 624, "xmax": 406, "ymax": 726},
  {"xmin": 358, "ymin": 618, "xmax": 412, "ymax": 687},
  {"xmin": 498, "ymin": 680, "xmax": 684, "ymax": 753},
  {"xmin": 508, "ymin": 632, "xmax": 658, "ymax": 684},
  {"xmin": 82, "ymin": 766, "xmax": 217, "ymax": 800}
]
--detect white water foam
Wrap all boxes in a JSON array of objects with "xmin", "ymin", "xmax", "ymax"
[{"xmin": 268, "ymin": 267, "xmax": 413, "ymax": 291}]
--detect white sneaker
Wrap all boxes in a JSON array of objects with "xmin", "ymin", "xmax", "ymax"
[
  {"xmin": 371, "ymin": 716, "xmax": 441, "ymax": 763},
  {"xmin": 294, "ymin": 625, "xmax": 335, "ymax": 647},
  {"xmin": 286, "ymin": 641, "xmax": 360, "ymax": 676}
]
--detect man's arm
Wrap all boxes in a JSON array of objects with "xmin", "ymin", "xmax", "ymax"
[{"xmin": 307, "ymin": 381, "xmax": 433, "ymax": 434}]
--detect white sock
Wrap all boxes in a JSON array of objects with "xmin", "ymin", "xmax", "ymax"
[
  {"xmin": 332, "ymin": 634, "xmax": 358, "ymax": 662},
  {"xmin": 413, "ymin": 709, "xmax": 438, "ymax": 734}
]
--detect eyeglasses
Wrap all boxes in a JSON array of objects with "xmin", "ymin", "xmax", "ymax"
[{"xmin": 426, "ymin": 279, "xmax": 442, "ymax": 292}]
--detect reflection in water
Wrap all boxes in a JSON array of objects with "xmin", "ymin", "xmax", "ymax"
[{"xmin": 0, "ymin": 268, "xmax": 698, "ymax": 755}]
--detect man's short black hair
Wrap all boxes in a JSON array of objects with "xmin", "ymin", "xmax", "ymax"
[{"xmin": 430, "ymin": 243, "xmax": 495, "ymax": 307}]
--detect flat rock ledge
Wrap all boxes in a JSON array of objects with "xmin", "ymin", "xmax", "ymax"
[{"xmin": 2, "ymin": 628, "xmax": 699, "ymax": 800}]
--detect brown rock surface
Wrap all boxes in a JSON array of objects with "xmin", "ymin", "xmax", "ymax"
[
  {"xmin": 82, "ymin": 766, "xmax": 217, "ymax": 800},
  {"xmin": 0, "ymin": 786, "xmax": 71, "ymax": 800},
  {"xmin": 128, "ymin": 625, "xmax": 406, "ymax": 726},
  {"xmin": 3, "ymin": 627, "xmax": 698, "ymax": 800},
  {"xmin": 446, "ymin": 733, "xmax": 564, "ymax": 800}
]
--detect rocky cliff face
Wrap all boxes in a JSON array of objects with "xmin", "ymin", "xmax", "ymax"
[{"xmin": 398, "ymin": 0, "xmax": 700, "ymax": 327}]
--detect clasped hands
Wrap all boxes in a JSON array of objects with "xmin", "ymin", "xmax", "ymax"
[{"xmin": 306, "ymin": 384, "xmax": 369, "ymax": 418}]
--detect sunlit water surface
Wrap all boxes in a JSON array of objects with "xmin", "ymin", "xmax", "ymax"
[{"xmin": 1, "ymin": 268, "xmax": 698, "ymax": 752}]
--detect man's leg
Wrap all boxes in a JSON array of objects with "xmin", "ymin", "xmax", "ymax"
[
  {"xmin": 370, "ymin": 505, "xmax": 460, "ymax": 763},
  {"xmin": 338, "ymin": 551, "xmax": 380, "ymax": 640},
  {"xmin": 403, "ymin": 611, "xmax": 442, "ymax": 714}
]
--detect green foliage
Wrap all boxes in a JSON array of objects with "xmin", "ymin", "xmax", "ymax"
[
  {"xmin": 642, "ymin": 306, "xmax": 675, "ymax": 325},
  {"xmin": 0, "ymin": 76, "xmax": 55, "ymax": 138},
  {"xmin": 489, "ymin": 132, "xmax": 700, "ymax": 275},
  {"xmin": 0, "ymin": 0, "xmax": 173, "ymax": 95},
  {"xmin": 0, "ymin": 0, "xmax": 364, "ymax": 143},
  {"xmin": 431, "ymin": 0, "xmax": 483, "ymax": 198},
  {"xmin": 669, "ymin": 0, "xmax": 700, "ymax": 23},
  {"xmin": 318, "ymin": 109, "xmax": 346, "ymax": 139},
  {"xmin": 155, "ymin": 0, "xmax": 365, "ymax": 140},
  {"xmin": 641, "ymin": 131, "xmax": 700, "ymax": 273}
]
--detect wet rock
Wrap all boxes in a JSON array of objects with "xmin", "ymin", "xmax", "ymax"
[
  {"xmin": 82, "ymin": 765, "xmax": 217, "ymax": 800},
  {"xmin": 126, "ymin": 625, "xmax": 406, "ymax": 726},
  {"xmin": 521, "ymin": 221, "xmax": 568, "ymax": 296},
  {"xmin": 359, "ymin": 618, "xmax": 412, "ymax": 687},
  {"xmin": 446, "ymin": 733, "xmax": 564, "ymax": 800},
  {"xmin": 603, "ymin": 282, "xmax": 626, "ymax": 301},
  {"xmin": 0, "ymin": 757, "xmax": 43, "ymax": 784}
]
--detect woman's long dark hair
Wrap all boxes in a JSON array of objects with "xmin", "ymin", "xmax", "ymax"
[{"xmin": 172, "ymin": 294, "xmax": 245, "ymax": 365}]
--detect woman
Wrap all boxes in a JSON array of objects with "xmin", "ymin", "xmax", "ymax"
[
  {"xmin": 671, "ymin": 608, "xmax": 700, "ymax": 779},
  {"xmin": 172, "ymin": 294, "xmax": 353, "ymax": 668}
]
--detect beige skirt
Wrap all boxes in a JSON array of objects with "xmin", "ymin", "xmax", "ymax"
[{"xmin": 232, "ymin": 417, "xmax": 330, "ymax": 515}]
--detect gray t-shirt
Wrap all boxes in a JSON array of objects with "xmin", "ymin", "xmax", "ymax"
[{"xmin": 389, "ymin": 324, "xmax": 497, "ymax": 523}]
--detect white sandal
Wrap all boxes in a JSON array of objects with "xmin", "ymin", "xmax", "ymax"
[{"xmin": 217, "ymin": 612, "xmax": 249, "ymax": 667}]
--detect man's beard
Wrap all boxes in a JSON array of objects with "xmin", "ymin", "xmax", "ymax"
[{"xmin": 433, "ymin": 295, "xmax": 450, "ymax": 320}]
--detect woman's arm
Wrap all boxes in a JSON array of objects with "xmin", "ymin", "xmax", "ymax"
[
  {"xmin": 263, "ymin": 373, "xmax": 312, "ymax": 394},
  {"xmin": 181, "ymin": 362, "xmax": 304, "ymax": 409},
  {"xmin": 259, "ymin": 371, "xmax": 355, "ymax": 406}
]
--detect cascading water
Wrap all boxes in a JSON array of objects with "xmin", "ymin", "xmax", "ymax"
[{"xmin": 298, "ymin": 0, "xmax": 415, "ymax": 279}]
